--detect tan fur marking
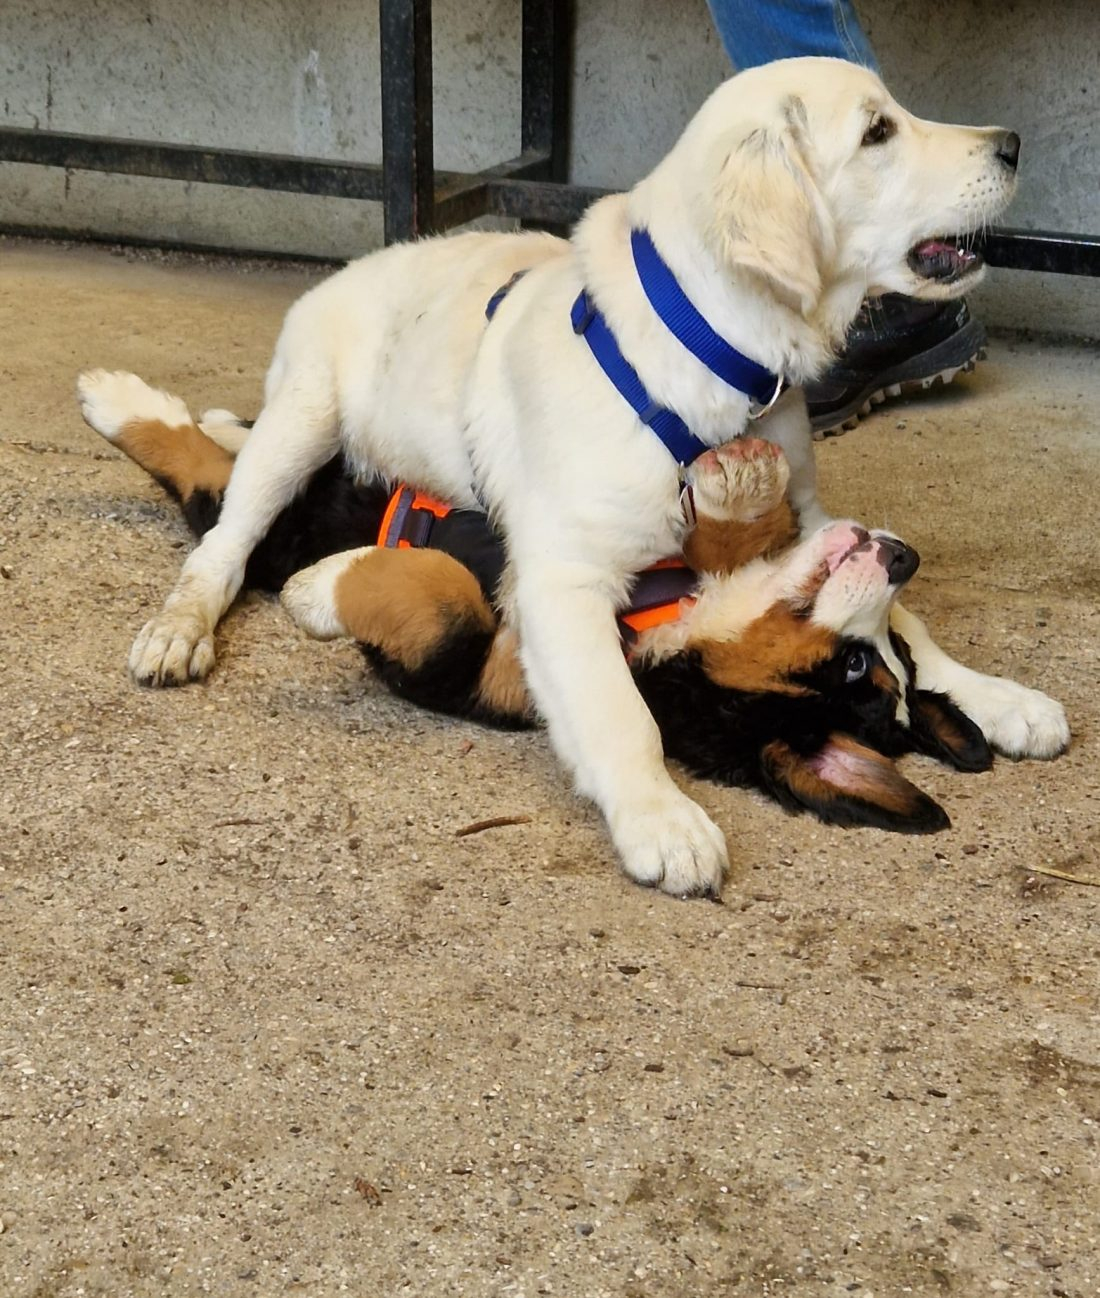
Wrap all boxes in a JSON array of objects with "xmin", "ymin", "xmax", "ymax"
[
  {"xmin": 913, "ymin": 694, "xmax": 968, "ymax": 753},
  {"xmin": 683, "ymin": 499, "xmax": 798, "ymax": 576},
  {"xmin": 333, "ymin": 548, "xmax": 495, "ymax": 671},
  {"xmin": 696, "ymin": 603, "xmax": 837, "ymax": 695},
  {"xmin": 870, "ymin": 662, "xmax": 901, "ymax": 700},
  {"xmin": 476, "ymin": 625, "xmax": 535, "ymax": 720},
  {"xmin": 765, "ymin": 736, "xmax": 924, "ymax": 816},
  {"xmin": 114, "ymin": 418, "xmax": 235, "ymax": 500}
]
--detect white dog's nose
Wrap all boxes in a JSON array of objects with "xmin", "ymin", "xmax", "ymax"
[{"xmin": 996, "ymin": 130, "xmax": 1021, "ymax": 171}]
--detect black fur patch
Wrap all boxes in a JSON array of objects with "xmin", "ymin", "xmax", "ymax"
[
  {"xmin": 182, "ymin": 487, "xmax": 223, "ymax": 537},
  {"xmin": 633, "ymin": 638, "xmax": 953, "ymax": 832},
  {"xmin": 635, "ymin": 638, "xmax": 909, "ymax": 789},
  {"xmin": 908, "ymin": 690, "xmax": 993, "ymax": 772},
  {"xmin": 360, "ymin": 619, "xmax": 531, "ymax": 732}
]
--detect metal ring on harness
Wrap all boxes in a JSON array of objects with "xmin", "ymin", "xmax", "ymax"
[{"xmin": 747, "ymin": 372, "xmax": 787, "ymax": 421}]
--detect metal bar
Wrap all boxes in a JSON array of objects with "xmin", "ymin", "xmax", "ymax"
[
  {"xmin": 978, "ymin": 227, "xmax": 1100, "ymax": 277},
  {"xmin": 433, "ymin": 149, "xmax": 552, "ymax": 230},
  {"xmin": 0, "ymin": 125, "xmax": 387, "ymax": 200},
  {"xmin": 4, "ymin": 129, "xmax": 1099, "ymax": 278},
  {"xmin": 379, "ymin": 0, "xmax": 435, "ymax": 242},
  {"xmin": 0, "ymin": 222, "xmax": 342, "ymax": 268},
  {"xmin": 488, "ymin": 177, "xmax": 609, "ymax": 225},
  {"xmin": 521, "ymin": 0, "xmax": 572, "ymax": 183}
]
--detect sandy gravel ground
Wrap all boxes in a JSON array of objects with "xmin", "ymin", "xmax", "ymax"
[{"xmin": 1, "ymin": 238, "xmax": 1098, "ymax": 1298}]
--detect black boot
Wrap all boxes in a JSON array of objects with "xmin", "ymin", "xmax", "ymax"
[{"xmin": 805, "ymin": 294, "xmax": 987, "ymax": 437}]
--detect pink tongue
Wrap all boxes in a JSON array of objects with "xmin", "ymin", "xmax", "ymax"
[{"xmin": 917, "ymin": 239, "xmax": 958, "ymax": 258}]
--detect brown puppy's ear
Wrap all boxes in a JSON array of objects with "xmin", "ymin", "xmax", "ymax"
[
  {"xmin": 761, "ymin": 735, "xmax": 949, "ymax": 834},
  {"xmin": 908, "ymin": 690, "xmax": 994, "ymax": 773},
  {"xmin": 711, "ymin": 97, "xmax": 835, "ymax": 315}
]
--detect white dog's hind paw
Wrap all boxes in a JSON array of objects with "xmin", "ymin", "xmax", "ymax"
[
  {"xmin": 129, "ymin": 612, "xmax": 215, "ymax": 687},
  {"xmin": 612, "ymin": 792, "xmax": 728, "ymax": 899},
  {"xmin": 77, "ymin": 369, "xmax": 191, "ymax": 440},
  {"xmin": 952, "ymin": 674, "xmax": 1070, "ymax": 760}
]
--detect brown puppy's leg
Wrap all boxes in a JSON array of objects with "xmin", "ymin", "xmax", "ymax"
[
  {"xmin": 78, "ymin": 369, "xmax": 235, "ymax": 511},
  {"xmin": 682, "ymin": 437, "xmax": 798, "ymax": 574},
  {"xmin": 282, "ymin": 547, "xmax": 533, "ymax": 725}
]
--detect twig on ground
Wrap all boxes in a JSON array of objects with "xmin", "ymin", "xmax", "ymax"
[
  {"xmin": 455, "ymin": 815, "xmax": 532, "ymax": 839},
  {"xmin": 1016, "ymin": 863, "xmax": 1100, "ymax": 888}
]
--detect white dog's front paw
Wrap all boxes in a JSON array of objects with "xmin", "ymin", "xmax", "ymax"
[
  {"xmin": 77, "ymin": 368, "xmax": 190, "ymax": 440},
  {"xmin": 951, "ymin": 674, "xmax": 1069, "ymax": 760},
  {"xmin": 129, "ymin": 612, "xmax": 215, "ymax": 687},
  {"xmin": 611, "ymin": 791, "xmax": 728, "ymax": 899},
  {"xmin": 687, "ymin": 437, "xmax": 789, "ymax": 521}
]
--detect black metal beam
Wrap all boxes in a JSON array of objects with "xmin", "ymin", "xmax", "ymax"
[
  {"xmin": 379, "ymin": 0, "xmax": 435, "ymax": 242},
  {"xmin": 522, "ymin": 0, "xmax": 572, "ymax": 183},
  {"xmin": 978, "ymin": 227, "xmax": 1100, "ymax": 278},
  {"xmin": 433, "ymin": 149, "xmax": 554, "ymax": 230},
  {"xmin": 3, "ymin": 127, "xmax": 1099, "ymax": 278},
  {"xmin": 487, "ymin": 176, "xmax": 607, "ymax": 224},
  {"xmin": 0, "ymin": 125, "xmax": 387, "ymax": 201}
]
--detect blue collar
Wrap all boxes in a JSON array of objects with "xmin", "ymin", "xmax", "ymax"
[
  {"xmin": 569, "ymin": 229, "xmax": 783, "ymax": 468},
  {"xmin": 630, "ymin": 229, "xmax": 781, "ymax": 406}
]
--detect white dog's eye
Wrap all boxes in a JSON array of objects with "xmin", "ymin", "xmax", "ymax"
[
  {"xmin": 861, "ymin": 114, "xmax": 895, "ymax": 147},
  {"xmin": 845, "ymin": 649, "xmax": 869, "ymax": 683}
]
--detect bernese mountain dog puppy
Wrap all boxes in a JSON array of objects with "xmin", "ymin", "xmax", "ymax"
[{"xmin": 80, "ymin": 373, "xmax": 991, "ymax": 836}]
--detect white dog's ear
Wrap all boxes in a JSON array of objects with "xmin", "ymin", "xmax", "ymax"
[{"xmin": 711, "ymin": 98, "xmax": 834, "ymax": 315}]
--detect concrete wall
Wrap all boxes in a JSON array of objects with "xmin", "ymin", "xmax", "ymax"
[{"xmin": 2, "ymin": 0, "xmax": 1097, "ymax": 336}]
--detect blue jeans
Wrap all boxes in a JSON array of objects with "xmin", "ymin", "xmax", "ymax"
[{"xmin": 705, "ymin": 0, "xmax": 879, "ymax": 73}]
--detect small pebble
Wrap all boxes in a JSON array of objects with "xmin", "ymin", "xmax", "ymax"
[
  {"xmin": 722, "ymin": 1043, "xmax": 754, "ymax": 1058},
  {"xmin": 575, "ymin": 1223, "xmax": 594, "ymax": 1238}
]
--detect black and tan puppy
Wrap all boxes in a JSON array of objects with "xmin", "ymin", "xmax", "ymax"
[{"xmin": 80, "ymin": 373, "xmax": 991, "ymax": 838}]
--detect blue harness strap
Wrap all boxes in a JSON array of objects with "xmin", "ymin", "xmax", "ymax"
[
  {"xmin": 570, "ymin": 291, "xmax": 710, "ymax": 467},
  {"xmin": 487, "ymin": 236, "xmax": 781, "ymax": 472},
  {"xmin": 485, "ymin": 270, "xmax": 530, "ymax": 321}
]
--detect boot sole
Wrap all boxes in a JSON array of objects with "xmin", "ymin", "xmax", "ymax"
[{"xmin": 809, "ymin": 319, "xmax": 988, "ymax": 439}]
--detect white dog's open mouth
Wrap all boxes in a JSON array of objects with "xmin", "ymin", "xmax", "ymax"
[{"xmin": 907, "ymin": 236, "xmax": 983, "ymax": 283}]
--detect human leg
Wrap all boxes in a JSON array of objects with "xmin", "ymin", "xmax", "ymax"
[{"xmin": 705, "ymin": 0, "xmax": 879, "ymax": 72}]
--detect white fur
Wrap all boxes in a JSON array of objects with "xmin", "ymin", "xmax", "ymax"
[
  {"xmin": 199, "ymin": 410, "xmax": 251, "ymax": 455},
  {"xmin": 281, "ymin": 548, "xmax": 372, "ymax": 640},
  {"xmin": 890, "ymin": 606, "xmax": 1069, "ymax": 759},
  {"xmin": 78, "ymin": 369, "xmax": 191, "ymax": 440},
  {"xmin": 113, "ymin": 58, "xmax": 1050, "ymax": 892}
]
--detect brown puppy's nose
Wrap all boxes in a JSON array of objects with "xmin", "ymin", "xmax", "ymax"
[
  {"xmin": 875, "ymin": 537, "xmax": 920, "ymax": 585},
  {"xmin": 996, "ymin": 131, "xmax": 1021, "ymax": 171}
]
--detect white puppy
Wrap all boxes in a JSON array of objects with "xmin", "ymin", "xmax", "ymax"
[{"xmin": 100, "ymin": 57, "xmax": 1067, "ymax": 895}]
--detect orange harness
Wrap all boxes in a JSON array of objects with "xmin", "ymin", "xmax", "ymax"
[
  {"xmin": 377, "ymin": 485, "xmax": 451, "ymax": 550},
  {"xmin": 377, "ymin": 484, "xmax": 696, "ymax": 652}
]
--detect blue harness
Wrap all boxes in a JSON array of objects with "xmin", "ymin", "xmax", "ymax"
[{"xmin": 486, "ymin": 229, "xmax": 782, "ymax": 469}]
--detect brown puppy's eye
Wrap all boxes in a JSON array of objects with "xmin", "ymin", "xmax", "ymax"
[
  {"xmin": 862, "ymin": 114, "xmax": 895, "ymax": 146},
  {"xmin": 845, "ymin": 649, "xmax": 869, "ymax": 683}
]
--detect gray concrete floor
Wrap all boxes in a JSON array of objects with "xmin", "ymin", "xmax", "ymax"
[{"xmin": 1, "ymin": 238, "xmax": 1098, "ymax": 1297}]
